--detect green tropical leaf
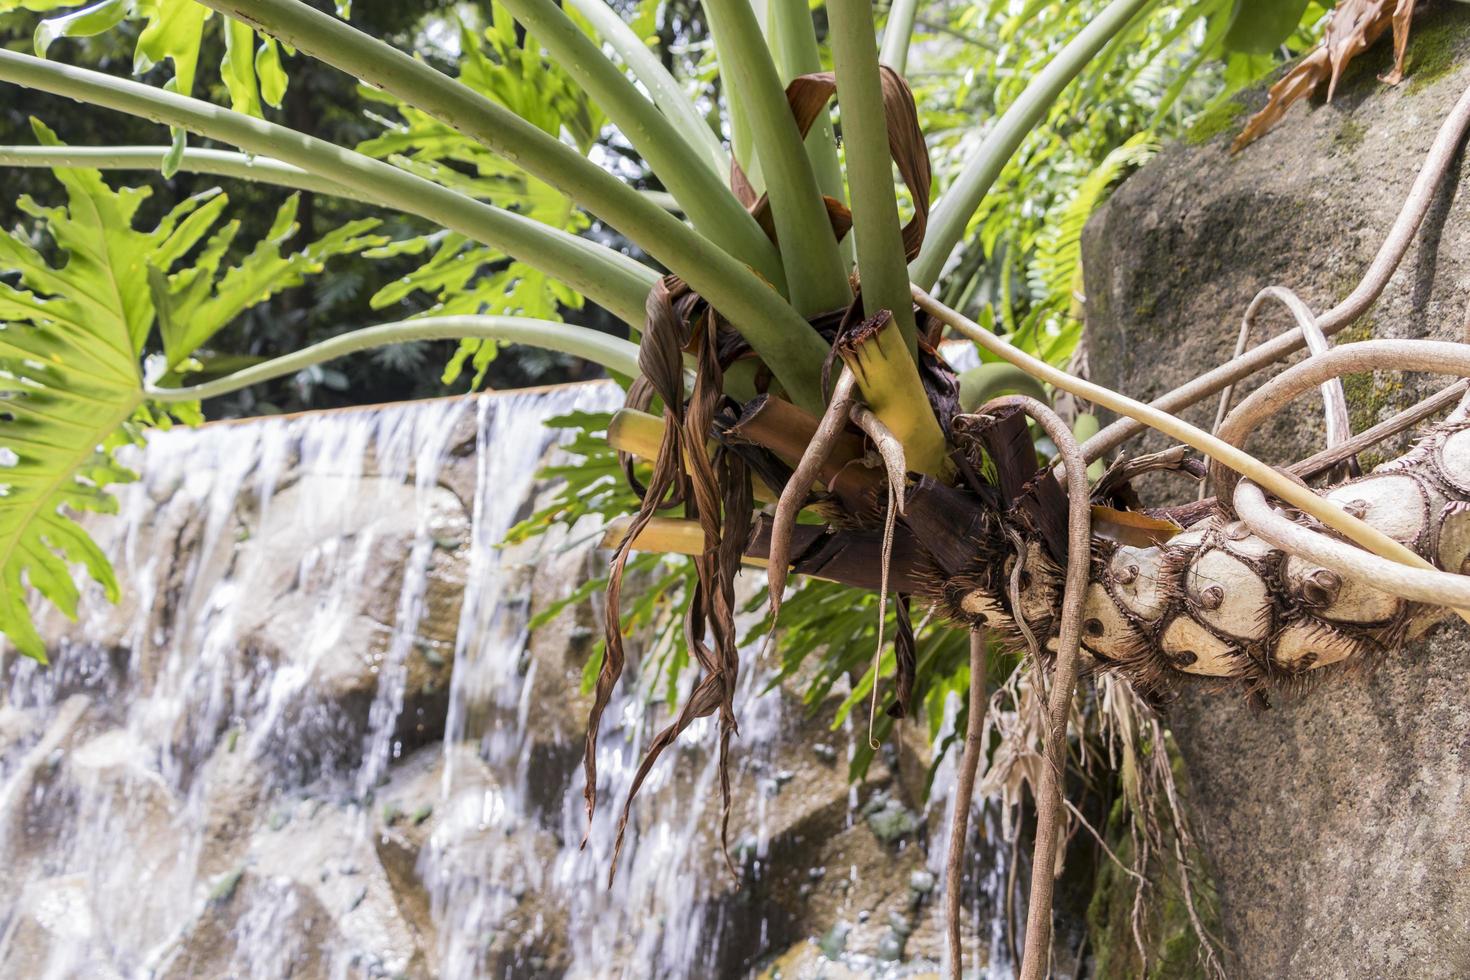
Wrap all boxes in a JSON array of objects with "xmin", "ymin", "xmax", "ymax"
[
  {"xmin": 255, "ymin": 35, "xmax": 287, "ymax": 108},
  {"xmin": 1029, "ymin": 131, "xmax": 1160, "ymax": 319},
  {"xmin": 15, "ymin": 0, "xmax": 290, "ymax": 143},
  {"xmin": 132, "ymin": 0, "xmax": 208, "ymax": 174},
  {"xmin": 152, "ymin": 193, "xmax": 385, "ymax": 363},
  {"xmin": 0, "ymin": 123, "xmax": 380, "ymax": 660},
  {"xmin": 31, "ymin": 0, "xmax": 127, "ymax": 58},
  {"xmin": 220, "ymin": 13, "xmax": 262, "ymax": 117},
  {"xmin": 1223, "ymin": 0, "xmax": 1312, "ymax": 55}
]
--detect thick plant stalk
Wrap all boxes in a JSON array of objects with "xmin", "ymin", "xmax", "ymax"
[
  {"xmin": 974, "ymin": 397, "xmax": 1091, "ymax": 980},
  {"xmin": 199, "ymin": 0, "xmax": 701, "ymax": 255},
  {"xmin": 878, "ymin": 0, "xmax": 921, "ymax": 74},
  {"xmin": 629, "ymin": 383, "xmax": 1470, "ymax": 671},
  {"xmin": 0, "ymin": 49, "xmax": 656, "ymax": 329},
  {"xmin": 944, "ymin": 628, "xmax": 988, "ymax": 980},
  {"xmin": 0, "ymin": 145, "xmax": 386, "ymax": 204},
  {"xmin": 911, "ymin": 0, "xmax": 1152, "ymax": 290},
  {"xmin": 1209, "ymin": 343, "xmax": 1470, "ymax": 610},
  {"xmin": 190, "ymin": 0, "xmax": 834, "ymax": 408},
  {"xmin": 765, "ymin": 0, "xmax": 849, "ymax": 228},
  {"xmin": 827, "ymin": 0, "xmax": 921, "ymax": 347},
  {"xmin": 602, "ymin": 516, "xmax": 711, "ymax": 557},
  {"xmin": 144, "ymin": 316, "xmax": 642, "ymax": 402},
  {"xmin": 563, "ymin": 0, "xmax": 729, "ymax": 176},
  {"xmin": 609, "ymin": 409, "xmax": 783, "ymax": 504},
  {"xmin": 838, "ymin": 312, "xmax": 952, "ymax": 479},
  {"xmin": 700, "ymin": 0, "xmax": 853, "ymax": 315},
  {"xmin": 498, "ymin": 0, "xmax": 787, "ymax": 289},
  {"xmin": 904, "ymin": 295, "xmax": 1470, "ymax": 693},
  {"xmin": 1079, "ymin": 78, "xmax": 1470, "ymax": 463}
]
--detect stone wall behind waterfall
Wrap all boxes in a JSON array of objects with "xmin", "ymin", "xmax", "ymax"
[{"xmin": 0, "ymin": 383, "xmax": 1006, "ymax": 979}]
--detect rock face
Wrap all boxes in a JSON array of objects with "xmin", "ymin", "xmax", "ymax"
[
  {"xmin": 0, "ymin": 385, "xmax": 995, "ymax": 979},
  {"xmin": 1082, "ymin": 10, "xmax": 1470, "ymax": 978}
]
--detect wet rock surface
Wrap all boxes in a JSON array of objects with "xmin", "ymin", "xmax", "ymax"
[
  {"xmin": 0, "ymin": 389, "xmax": 998, "ymax": 978},
  {"xmin": 1083, "ymin": 12, "xmax": 1470, "ymax": 977}
]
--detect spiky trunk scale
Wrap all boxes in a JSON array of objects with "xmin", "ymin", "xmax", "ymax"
[{"xmin": 940, "ymin": 414, "xmax": 1470, "ymax": 697}]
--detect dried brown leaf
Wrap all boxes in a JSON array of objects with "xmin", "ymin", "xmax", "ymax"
[
  {"xmin": 737, "ymin": 69, "xmax": 931, "ymax": 257},
  {"xmin": 1232, "ymin": 0, "xmax": 1414, "ymax": 154}
]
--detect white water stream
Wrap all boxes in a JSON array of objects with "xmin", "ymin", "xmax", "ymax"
[{"xmin": 0, "ymin": 384, "xmax": 1010, "ymax": 979}]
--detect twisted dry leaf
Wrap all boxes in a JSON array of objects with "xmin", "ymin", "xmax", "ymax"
[
  {"xmin": 736, "ymin": 68, "xmax": 930, "ymax": 258},
  {"xmin": 1232, "ymin": 0, "xmax": 1416, "ymax": 154}
]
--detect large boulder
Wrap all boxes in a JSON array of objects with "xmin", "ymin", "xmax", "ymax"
[{"xmin": 1082, "ymin": 9, "xmax": 1470, "ymax": 976}]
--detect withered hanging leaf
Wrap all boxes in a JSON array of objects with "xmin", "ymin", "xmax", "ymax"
[
  {"xmin": 1379, "ymin": 0, "xmax": 1418, "ymax": 86},
  {"xmin": 1231, "ymin": 0, "xmax": 1415, "ymax": 154},
  {"xmin": 584, "ymin": 278, "xmax": 690, "ymax": 848},
  {"xmin": 591, "ymin": 275, "xmax": 757, "ymax": 885},
  {"xmin": 735, "ymin": 69, "xmax": 930, "ymax": 256}
]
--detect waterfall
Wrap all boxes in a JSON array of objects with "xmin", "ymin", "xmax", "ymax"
[{"xmin": 0, "ymin": 383, "xmax": 1012, "ymax": 979}]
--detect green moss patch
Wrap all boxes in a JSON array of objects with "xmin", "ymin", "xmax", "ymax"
[
  {"xmin": 1335, "ymin": 117, "xmax": 1368, "ymax": 152},
  {"xmin": 1184, "ymin": 99, "xmax": 1246, "ymax": 146},
  {"xmin": 1406, "ymin": 6, "xmax": 1470, "ymax": 95}
]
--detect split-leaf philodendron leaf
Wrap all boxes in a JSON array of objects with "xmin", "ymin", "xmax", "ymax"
[{"xmin": 0, "ymin": 120, "xmax": 383, "ymax": 660}]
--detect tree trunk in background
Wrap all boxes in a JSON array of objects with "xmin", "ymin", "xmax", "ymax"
[{"xmin": 1082, "ymin": 9, "xmax": 1470, "ymax": 978}]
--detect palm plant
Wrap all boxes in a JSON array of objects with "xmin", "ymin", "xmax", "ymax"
[{"xmin": 2, "ymin": 0, "xmax": 1467, "ymax": 974}]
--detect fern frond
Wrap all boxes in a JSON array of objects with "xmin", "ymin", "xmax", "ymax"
[{"xmin": 1029, "ymin": 131, "xmax": 1159, "ymax": 310}]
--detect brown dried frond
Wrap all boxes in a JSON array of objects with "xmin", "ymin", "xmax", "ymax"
[
  {"xmin": 1232, "ymin": 0, "xmax": 1416, "ymax": 154},
  {"xmin": 588, "ymin": 277, "xmax": 756, "ymax": 885}
]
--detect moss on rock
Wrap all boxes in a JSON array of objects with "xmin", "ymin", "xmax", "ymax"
[{"xmin": 1183, "ymin": 99, "xmax": 1245, "ymax": 146}]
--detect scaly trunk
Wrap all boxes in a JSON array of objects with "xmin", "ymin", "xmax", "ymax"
[
  {"xmin": 934, "ymin": 410, "xmax": 1470, "ymax": 696},
  {"xmin": 611, "ymin": 396, "xmax": 1470, "ymax": 696}
]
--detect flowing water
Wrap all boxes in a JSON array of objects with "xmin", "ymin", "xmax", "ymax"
[{"xmin": 0, "ymin": 383, "xmax": 1011, "ymax": 979}]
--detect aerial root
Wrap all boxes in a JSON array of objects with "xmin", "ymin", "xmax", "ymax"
[
  {"xmin": 944, "ymin": 628, "xmax": 988, "ymax": 980},
  {"xmin": 850, "ymin": 403, "xmax": 909, "ymax": 746},
  {"xmin": 977, "ymin": 396, "xmax": 1091, "ymax": 980},
  {"xmin": 1209, "ymin": 285, "xmax": 1356, "ymax": 494},
  {"xmin": 767, "ymin": 367, "xmax": 857, "ymax": 621}
]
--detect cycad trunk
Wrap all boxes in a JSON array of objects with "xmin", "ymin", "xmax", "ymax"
[{"xmin": 1081, "ymin": 13, "xmax": 1470, "ymax": 976}]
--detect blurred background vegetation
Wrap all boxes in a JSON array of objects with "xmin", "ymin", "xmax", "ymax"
[{"xmin": 1, "ymin": 0, "xmax": 1335, "ymax": 417}]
